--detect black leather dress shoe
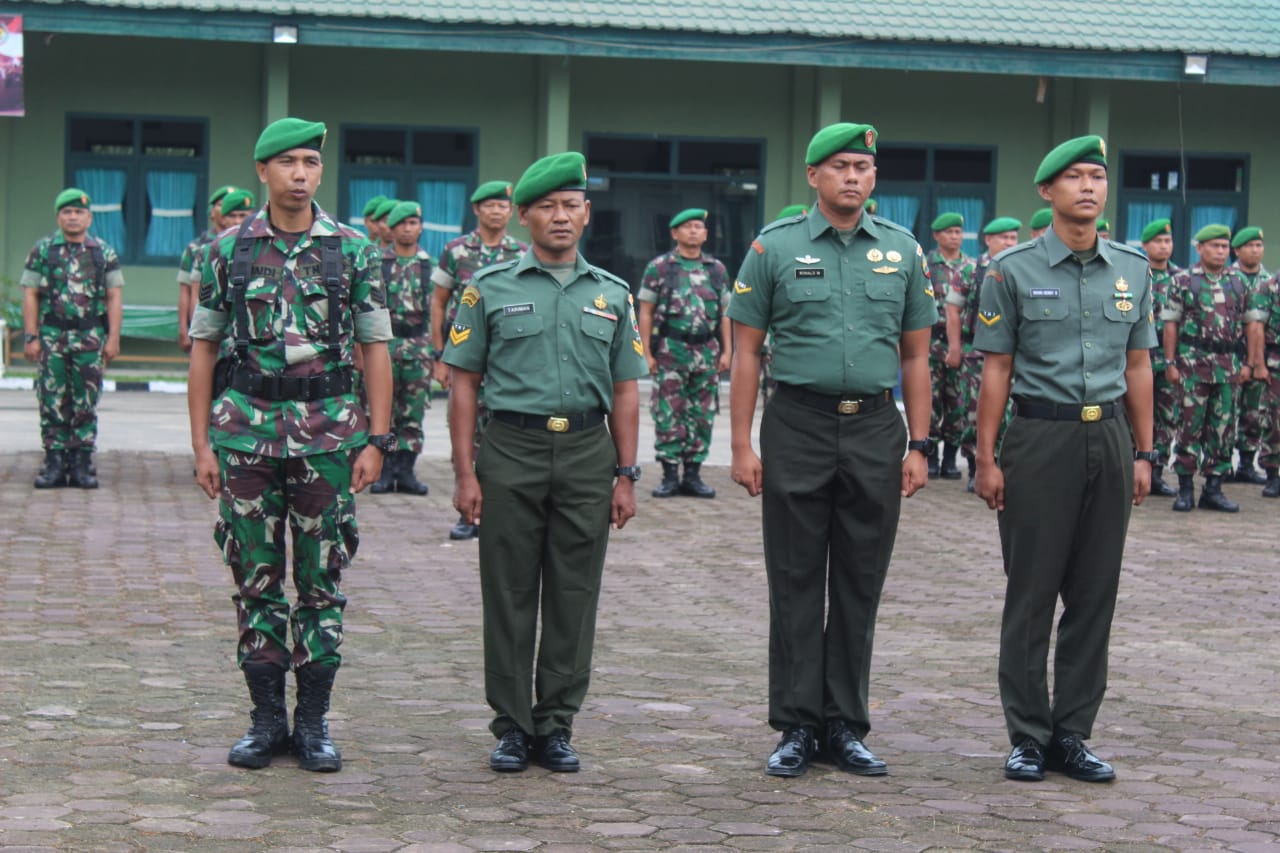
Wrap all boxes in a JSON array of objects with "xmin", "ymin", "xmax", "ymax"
[
  {"xmin": 824, "ymin": 720, "xmax": 887, "ymax": 775},
  {"xmin": 1046, "ymin": 733, "xmax": 1114, "ymax": 782},
  {"xmin": 490, "ymin": 729, "xmax": 530, "ymax": 772},
  {"xmin": 765, "ymin": 726, "xmax": 817, "ymax": 777},
  {"xmin": 1004, "ymin": 737, "xmax": 1046, "ymax": 781},
  {"xmin": 533, "ymin": 732, "xmax": 580, "ymax": 772}
]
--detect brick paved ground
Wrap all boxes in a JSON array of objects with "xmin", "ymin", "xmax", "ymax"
[{"xmin": 1, "ymin": 389, "xmax": 1279, "ymax": 851}]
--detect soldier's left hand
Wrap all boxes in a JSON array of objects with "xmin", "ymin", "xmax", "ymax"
[
  {"xmin": 103, "ymin": 337, "xmax": 120, "ymax": 362},
  {"xmin": 901, "ymin": 451, "xmax": 927, "ymax": 498},
  {"xmin": 193, "ymin": 447, "xmax": 220, "ymax": 499},
  {"xmin": 716, "ymin": 350, "xmax": 731, "ymax": 373},
  {"xmin": 611, "ymin": 479, "xmax": 637, "ymax": 529},
  {"xmin": 1132, "ymin": 460, "xmax": 1151, "ymax": 506},
  {"xmin": 350, "ymin": 446, "xmax": 383, "ymax": 493}
]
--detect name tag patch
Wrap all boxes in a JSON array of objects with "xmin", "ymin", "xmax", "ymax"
[
  {"xmin": 795, "ymin": 268, "xmax": 825, "ymax": 278},
  {"xmin": 1030, "ymin": 288, "xmax": 1060, "ymax": 298},
  {"xmin": 502, "ymin": 302, "xmax": 534, "ymax": 316}
]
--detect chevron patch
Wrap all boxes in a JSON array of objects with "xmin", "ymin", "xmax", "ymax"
[
  {"xmin": 978, "ymin": 311, "xmax": 1001, "ymax": 327},
  {"xmin": 632, "ymin": 338, "xmax": 644, "ymax": 355},
  {"xmin": 733, "ymin": 279, "xmax": 752, "ymax": 294},
  {"xmin": 449, "ymin": 324, "xmax": 471, "ymax": 346},
  {"xmin": 460, "ymin": 285, "xmax": 480, "ymax": 308}
]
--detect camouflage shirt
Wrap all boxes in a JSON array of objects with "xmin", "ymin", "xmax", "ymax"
[
  {"xmin": 1245, "ymin": 271, "xmax": 1280, "ymax": 360},
  {"xmin": 189, "ymin": 203, "xmax": 393, "ymax": 458},
  {"xmin": 380, "ymin": 246, "xmax": 434, "ymax": 360},
  {"xmin": 21, "ymin": 232, "xmax": 124, "ymax": 349},
  {"xmin": 1162, "ymin": 265, "xmax": 1248, "ymax": 383},
  {"xmin": 1148, "ymin": 262, "xmax": 1183, "ymax": 367},
  {"xmin": 945, "ymin": 250, "xmax": 993, "ymax": 358},
  {"xmin": 926, "ymin": 250, "xmax": 974, "ymax": 347},
  {"xmin": 637, "ymin": 250, "xmax": 730, "ymax": 338},
  {"xmin": 177, "ymin": 229, "xmax": 216, "ymax": 287},
  {"xmin": 430, "ymin": 229, "xmax": 527, "ymax": 328}
]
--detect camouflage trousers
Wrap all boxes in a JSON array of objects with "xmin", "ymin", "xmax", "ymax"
[
  {"xmin": 391, "ymin": 355, "xmax": 431, "ymax": 454},
  {"xmin": 760, "ymin": 339, "xmax": 776, "ymax": 407},
  {"xmin": 1258, "ymin": 370, "xmax": 1280, "ymax": 470},
  {"xmin": 958, "ymin": 357, "xmax": 1011, "ymax": 459},
  {"xmin": 37, "ymin": 344, "xmax": 104, "ymax": 451},
  {"xmin": 1152, "ymin": 362, "xmax": 1180, "ymax": 465},
  {"xmin": 928, "ymin": 353, "xmax": 964, "ymax": 447},
  {"xmin": 1234, "ymin": 378, "xmax": 1268, "ymax": 455},
  {"xmin": 1172, "ymin": 380, "xmax": 1236, "ymax": 477},
  {"xmin": 652, "ymin": 353, "xmax": 719, "ymax": 464},
  {"xmin": 214, "ymin": 448, "xmax": 359, "ymax": 670}
]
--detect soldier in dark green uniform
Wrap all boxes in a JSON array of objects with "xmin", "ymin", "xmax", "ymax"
[
  {"xmin": 1246, "ymin": 269, "xmax": 1280, "ymax": 496},
  {"xmin": 1142, "ymin": 218, "xmax": 1183, "ymax": 496},
  {"xmin": 974, "ymin": 135, "xmax": 1155, "ymax": 784},
  {"xmin": 1229, "ymin": 227, "xmax": 1269, "ymax": 484},
  {"xmin": 179, "ymin": 184, "xmax": 237, "ymax": 353},
  {"xmin": 188, "ymin": 117, "xmax": 393, "ymax": 773},
  {"xmin": 728, "ymin": 122, "xmax": 935, "ymax": 779},
  {"xmin": 21, "ymin": 188, "xmax": 125, "ymax": 489},
  {"xmin": 926, "ymin": 212, "xmax": 972, "ymax": 479},
  {"xmin": 1028, "ymin": 208, "xmax": 1053, "ymax": 240},
  {"xmin": 443, "ymin": 152, "xmax": 646, "ymax": 774}
]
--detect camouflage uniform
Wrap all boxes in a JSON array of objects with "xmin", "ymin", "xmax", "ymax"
[
  {"xmin": 1231, "ymin": 261, "xmax": 1272, "ymax": 463},
  {"xmin": 948, "ymin": 252, "xmax": 993, "ymax": 461},
  {"xmin": 178, "ymin": 229, "xmax": 216, "ymax": 295},
  {"xmin": 638, "ymin": 251, "xmax": 730, "ymax": 465},
  {"xmin": 190, "ymin": 204, "xmax": 391, "ymax": 670},
  {"xmin": 926, "ymin": 250, "xmax": 973, "ymax": 452},
  {"xmin": 1149, "ymin": 262, "xmax": 1184, "ymax": 466},
  {"xmin": 382, "ymin": 247, "xmax": 434, "ymax": 454},
  {"xmin": 759, "ymin": 333, "xmax": 776, "ymax": 405},
  {"xmin": 21, "ymin": 232, "xmax": 124, "ymax": 453},
  {"xmin": 1163, "ymin": 265, "xmax": 1248, "ymax": 478},
  {"xmin": 1247, "ymin": 272, "xmax": 1280, "ymax": 481}
]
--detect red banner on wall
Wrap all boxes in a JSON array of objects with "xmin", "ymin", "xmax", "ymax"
[{"xmin": 0, "ymin": 15, "xmax": 24, "ymax": 117}]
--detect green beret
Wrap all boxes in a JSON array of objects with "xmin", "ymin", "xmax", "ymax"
[
  {"xmin": 220, "ymin": 189, "xmax": 256, "ymax": 215},
  {"xmin": 669, "ymin": 208, "xmax": 708, "ymax": 229},
  {"xmin": 1194, "ymin": 223, "xmax": 1231, "ymax": 244},
  {"xmin": 804, "ymin": 122, "xmax": 878, "ymax": 166},
  {"xmin": 775, "ymin": 204, "xmax": 809, "ymax": 220},
  {"xmin": 931, "ymin": 212, "xmax": 963, "ymax": 231},
  {"xmin": 54, "ymin": 187, "xmax": 91, "ymax": 212},
  {"xmin": 1034, "ymin": 134, "xmax": 1107, "ymax": 184},
  {"xmin": 1097, "ymin": 218, "xmax": 1111, "ymax": 232},
  {"xmin": 512, "ymin": 151, "xmax": 588, "ymax": 206},
  {"xmin": 208, "ymin": 184, "xmax": 238, "ymax": 208},
  {"xmin": 387, "ymin": 201, "xmax": 422, "ymax": 229},
  {"xmin": 373, "ymin": 199, "xmax": 400, "ymax": 221},
  {"xmin": 361, "ymin": 195, "xmax": 387, "ymax": 218},
  {"xmin": 1029, "ymin": 208, "xmax": 1054, "ymax": 230},
  {"xmin": 254, "ymin": 117, "xmax": 327, "ymax": 162},
  {"xmin": 865, "ymin": 198, "xmax": 878, "ymax": 213},
  {"xmin": 1232, "ymin": 226, "xmax": 1263, "ymax": 248},
  {"xmin": 1141, "ymin": 219, "xmax": 1173, "ymax": 243},
  {"xmin": 471, "ymin": 181, "xmax": 513, "ymax": 204},
  {"xmin": 983, "ymin": 217, "xmax": 1022, "ymax": 235}
]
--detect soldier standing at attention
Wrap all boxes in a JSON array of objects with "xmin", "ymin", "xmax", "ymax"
[
  {"xmin": 1141, "ymin": 218, "xmax": 1183, "ymax": 497},
  {"xmin": 1163, "ymin": 225, "xmax": 1250, "ymax": 512},
  {"xmin": 444, "ymin": 152, "xmax": 646, "ymax": 774},
  {"xmin": 371, "ymin": 198, "xmax": 398, "ymax": 251},
  {"xmin": 1246, "ymin": 269, "xmax": 1280, "ymax": 496},
  {"xmin": 926, "ymin": 212, "xmax": 973, "ymax": 479},
  {"xmin": 178, "ymin": 184, "xmax": 237, "ymax": 353},
  {"xmin": 361, "ymin": 194, "xmax": 387, "ymax": 241},
  {"xmin": 1097, "ymin": 218, "xmax": 1112, "ymax": 240},
  {"xmin": 638, "ymin": 208, "xmax": 731, "ymax": 498},
  {"xmin": 728, "ymin": 122, "xmax": 935, "ymax": 779},
  {"xmin": 1028, "ymin": 208, "xmax": 1053, "ymax": 239},
  {"xmin": 431, "ymin": 180, "xmax": 528, "ymax": 540},
  {"xmin": 370, "ymin": 200, "xmax": 433, "ymax": 496},
  {"xmin": 22, "ymin": 188, "xmax": 124, "ymax": 489},
  {"xmin": 1228, "ymin": 227, "xmax": 1269, "ymax": 484},
  {"xmin": 974, "ymin": 135, "xmax": 1155, "ymax": 784},
  {"xmin": 187, "ymin": 117, "xmax": 393, "ymax": 773}
]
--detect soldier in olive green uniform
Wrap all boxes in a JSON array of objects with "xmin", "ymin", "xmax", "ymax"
[
  {"xmin": 728, "ymin": 123, "xmax": 935, "ymax": 779},
  {"xmin": 1141, "ymin": 218, "xmax": 1183, "ymax": 496},
  {"xmin": 178, "ymin": 184, "xmax": 238, "ymax": 353},
  {"xmin": 1229, "ymin": 227, "xmax": 1270, "ymax": 483},
  {"xmin": 188, "ymin": 118, "xmax": 394, "ymax": 773},
  {"xmin": 1246, "ymin": 269, "xmax": 1280, "ymax": 496},
  {"xmin": 926, "ymin": 212, "xmax": 972, "ymax": 478},
  {"xmin": 975, "ymin": 135, "xmax": 1155, "ymax": 784},
  {"xmin": 21, "ymin": 188, "xmax": 124, "ymax": 489},
  {"xmin": 444, "ymin": 152, "xmax": 646, "ymax": 775}
]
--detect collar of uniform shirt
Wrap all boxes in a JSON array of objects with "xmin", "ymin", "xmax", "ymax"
[
  {"xmin": 514, "ymin": 247, "xmax": 592, "ymax": 280},
  {"xmin": 1042, "ymin": 224, "xmax": 1115, "ymax": 268},
  {"xmin": 806, "ymin": 206, "xmax": 881, "ymax": 241}
]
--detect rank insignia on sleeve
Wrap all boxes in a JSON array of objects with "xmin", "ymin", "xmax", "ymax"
[
  {"xmin": 460, "ymin": 285, "xmax": 480, "ymax": 307},
  {"xmin": 979, "ymin": 311, "xmax": 1001, "ymax": 326},
  {"xmin": 593, "ymin": 294, "xmax": 607, "ymax": 310},
  {"xmin": 632, "ymin": 338, "xmax": 644, "ymax": 355},
  {"xmin": 199, "ymin": 280, "xmax": 213, "ymax": 302},
  {"xmin": 448, "ymin": 323, "xmax": 471, "ymax": 346},
  {"xmin": 733, "ymin": 279, "xmax": 752, "ymax": 294}
]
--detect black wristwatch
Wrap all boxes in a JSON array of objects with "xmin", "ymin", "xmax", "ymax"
[
  {"xmin": 614, "ymin": 465, "xmax": 642, "ymax": 482},
  {"xmin": 1133, "ymin": 450, "xmax": 1159, "ymax": 464},
  {"xmin": 367, "ymin": 433, "xmax": 396, "ymax": 454},
  {"xmin": 906, "ymin": 438, "xmax": 934, "ymax": 457},
  {"xmin": 24, "ymin": 333, "xmax": 39, "ymax": 344}
]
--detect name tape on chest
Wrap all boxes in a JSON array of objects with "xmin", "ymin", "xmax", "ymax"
[
  {"xmin": 502, "ymin": 302, "xmax": 534, "ymax": 316},
  {"xmin": 795, "ymin": 268, "xmax": 825, "ymax": 279},
  {"xmin": 1030, "ymin": 288, "xmax": 1060, "ymax": 298}
]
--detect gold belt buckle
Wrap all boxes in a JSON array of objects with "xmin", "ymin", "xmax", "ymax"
[
  {"xmin": 547, "ymin": 416, "xmax": 570, "ymax": 433},
  {"xmin": 1080, "ymin": 405, "xmax": 1103, "ymax": 423},
  {"xmin": 837, "ymin": 400, "xmax": 861, "ymax": 415}
]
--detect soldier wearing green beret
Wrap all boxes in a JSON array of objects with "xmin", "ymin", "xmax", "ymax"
[
  {"xmin": 1140, "ymin": 218, "xmax": 1183, "ymax": 496},
  {"xmin": 431, "ymin": 180, "xmax": 528, "ymax": 540},
  {"xmin": 975, "ymin": 134, "xmax": 1155, "ymax": 784},
  {"xmin": 1244, "ymin": 266, "xmax": 1280, "ymax": 496},
  {"xmin": 188, "ymin": 116, "xmax": 394, "ymax": 773},
  {"xmin": 1228, "ymin": 226, "xmax": 1270, "ymax": 483},
  {"xmin": 1163, "ymin": 224, "xmax": 1251, "ymax": 511},
  {"xmin": 638, "ymin": 208, "xmax": 731, "ymax": 498},
  {"xmin": 361, "ymin": 194, "xmax": 387, "ymax": 242},
  {"xmin": 728, "ymin": 122, "xmax": 935, "ymax": 779},
  {"xmin": 444, "ymin": 151, "xmax": 646, "ymax": 774},
  {"xmin": 178, "ymin": 185, "xmax": 240, "ymax": 353},
  {"xmin": 927, "ymin": 212, "xmax": 974, "ymax": 479},
  {"xmin": 1097, "ymin": 218, "xmax": 1111, "ymax": 240},
  {"xmin": 775, "ymin": 203, "xmax": 809, "ymax": 220},
  {"xmin": 1029, "ymin": 208, "xmax": 1053, "ymax": 239},
  {"xmin": 370, "ymin": 198, "xmax": 399, "ymax": 250},
  {"xmin": 185, "ymin": 192, "xmax": 259, "ymax": 332},
  {"xmin": 21, "ymin": 188, "xmax": 125, "ymax": 489}
]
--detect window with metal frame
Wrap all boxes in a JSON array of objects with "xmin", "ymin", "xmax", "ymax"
[{"xmin": 873, "ymin": 145, "xmax": 996, "ymax": 259}]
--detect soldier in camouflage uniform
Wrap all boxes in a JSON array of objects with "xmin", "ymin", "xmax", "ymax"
[
  {"xmin": 1162, "ymin": 224, "xmax": 1250, "ymax": 512},
  {"xmin": 926, "ymin": 212, "xmax": 974, "ymax": 479},
  {"xmin": 947, "ymin": 217, "xmax": 1020, "ymax": 491},
  {"xmin": 1141, "ymin": 218, "xmax": 1183, "ymax": 496},
  {"xmin": 430, "ymin": 180, "xmax": 527, "ymax": 539},
  {"xmin": 21, "ymin": 188, "xmax": 124, "ymax": 490},
  {"xmin": 178, "ymin": 185, "xmax": 238, "ymax": 353},
  {"xmin": 370, "ymin": 200, "xmax": 433, "ymax": 496},
  {"xmin": 638, "ymin": 208, "xmax": 731, "ymax": 498},
  {"xmin": 370, "ymin": 198, "xmax": 398, "ymax": 251},
  {"xmin": 361, "ymin": 194, "xmax": 387, "ymax": 241},
  {"xmin": 1245, "ymin": 269, "xmax": 1280, "ymax": 496},
  {"xmin": 1228, "ymin": 227, "xmax": 1270, "ymax": 484},
  {"xmin": 188, "ymin": 118, "xmax": 393, "ymax": 773}
]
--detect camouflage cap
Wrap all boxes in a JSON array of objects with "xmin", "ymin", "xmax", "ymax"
[
  {"xmin": 1034, "ymin": 135, "xmax": 1106, "ymax": 184},
  {"xmin": 1029, "ymin": 208, "xmax": 1054, "ymax": 230},
  {"xmin": 55, "ymin": 188, "xmax": 91, "ymax": 213},
  {"xmin": 1194, "ymin": 223, "xmax": 1231, "ymax": 244},
  {"xmin": 512, "ymin": 152, "xmax": 588, "ymax": 206},
  {"xmin": 208, "ymin": 184, "xmax": 238, "ymax": 208},
  {"xmin": 805, "ymin": 122, "xmax": 877, "ymax": 166},
  {"xmin": 1232, "ymin": 226, "xmax": 1263, "ymax": 248},
  {"xmin": 983, "ymin": 217, "xmax": 1022, "ymax": 235},
  {"xmin": 471, "ymin": 180, "xmax": 513, "ymax": 204},
  {"xmin": 669, "ymin": 208, "xmax": 708, "ymax": 229},
  {"xmin": 373, "ymin": 198, "xmax": 400, "ymax": 221},
  {"xmin": 220, "ymin": 189, "xmax": 256, "ymax": 215},
  {"xmin": 361, "ymin": 195, "xmax": 388, "ymax": 217},
  {"xmin": 387, "ymin": 200, "xmax": 423, "ymax": 229},
  {"xmin": 931, "ymin": 212, "xmax": 963, "ymax": 231},
  {"xmin": 1141, "ymin": 218, "xmax": 1173, "ymax": 243},
  {"xmin": 775, "ymin": 204, "xmax": 809, "ymax": 220},
  {"xmin": 254, "ymin": 117, "xmax": 326, "ymax": 162}
]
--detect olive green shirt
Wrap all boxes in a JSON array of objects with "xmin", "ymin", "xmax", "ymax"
[
  {"xmin": 442, "ymin": 250, "xmax": 648, "ymax": 413},
  {"xmin": 727, "ymin": 208, "xmax": 937, "ymax": 395},
  {"xmin": 974, "ymin": 227, "xmax": 1156, "ymax": 404}
]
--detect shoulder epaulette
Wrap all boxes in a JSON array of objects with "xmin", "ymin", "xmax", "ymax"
[
  {"xmin": 589, "ymin": 265, "xmax": 631, "ymax": 290},
  {"xmin": 997, "ymin": 240, "xmax": 1038, "ymax": 261},
  {"xmin": 869, "ymin": 214, "xmax": 917, "ymax": 241},
  {"xmin": 759, "ymin": 215, "xmax": 804, "ymax": 236},
  {"xmin": 474, "ymin": 258, "xmax": 518, "ymax": 280},
  {"xmin": 1107, "ymin": 240, "xmax": 1148, "ymax": 262}
]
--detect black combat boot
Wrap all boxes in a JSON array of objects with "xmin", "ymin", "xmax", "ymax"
[
  {"xmin": 1197, "ymin": 474, "xmax": 1239, "ymax": 512},
  {"xmin": 393, "ymin": 450, "xmax": 429, "ymax": 495},
  {"xmin": 293, "ymin": 664, "xmax": 342, "ymax": 772},
  {"xmin": 939, "ymin": 445, "xmax": 962, "ymax": 480},
  {"xmin": 33, "ymin": 450, "xmax": 68, "ymax": 489},
  {"xmin": 449, "ymin": 514, "xmax": 479, "ymax": 540},
  {"xmin": 67, "ymin": 449, "xmax": 99, "ymax": 489},
  {"xmin": 369, "ymin": 450, "xmax": 397, "ymax": 494},
  {"xmin": 1262, "ymin": 468, "xmax": 1280, "ymax": 498},
  {"xmin": 227, "ymin": 664, "xmax": 290, "ymax": 769},
  {"xmin": 1171, "ymin": 474, "xmax": 1195, "ymax": 512},
  {"xmin": 1149, "ymin": 464, "xmax": 1178, "ymax": 497},
  {"xmin": 651, "ymin": 461, "xmax": 680, "ymax": 498},
  {"xmin": 927, "ymin": 446, "xmax": 940, "ymax": 479},
  {"xmin": 964, "ymin": 454, "xmax": 976, "ymax": 493},
  {"xmin": 679, "ymin": 462, "xmax": 716, "ymax": 498},
  {"xmin": 1234, "ymin": 451, "xmax": 1267, "ymax": 484}
]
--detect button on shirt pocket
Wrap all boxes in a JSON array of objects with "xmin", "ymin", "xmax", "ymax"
[
  {"xmin": 784, "ymin": 280, "xmax": 831, "ymax": 303},
  {"xmin": 863, "ymin": 278, "xmax": 906, "ymax": 335},
  {"xmin": 579, "ymin": 311, "xmax": 617, "ymax": 369},
  {"xmin": 499, "ymin": 313, "xmax": 547, "ymax": 370}
]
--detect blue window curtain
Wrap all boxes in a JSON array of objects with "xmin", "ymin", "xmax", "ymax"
[
  {"xmin": 1188, "ymin": 205, "xmax": 1238, "ymax": 255},
  {"xmin": 348, "ymin": 178, "xmax": 398, "ymax": 236},
  {"xmin": 876, "ymin": 194, "xmax": 920, "ymax": 233},
  {"xmin": 75, "ymin": 168, "xmax": 127, "ymax": 252},
  {"xmin": 936, "ymin": 195, "xmax": 985, "ymax": 258},
  {"xmin": 144, "ymin": 170, "xmax": 197, "ymax": 257},
  {"xmin": 416, "ymin": 180, "xmax": 467, "ymax": 257},
  {"xmin": 1124, "ymin": 201, "xmax": 1173, "ymax": 249}
]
